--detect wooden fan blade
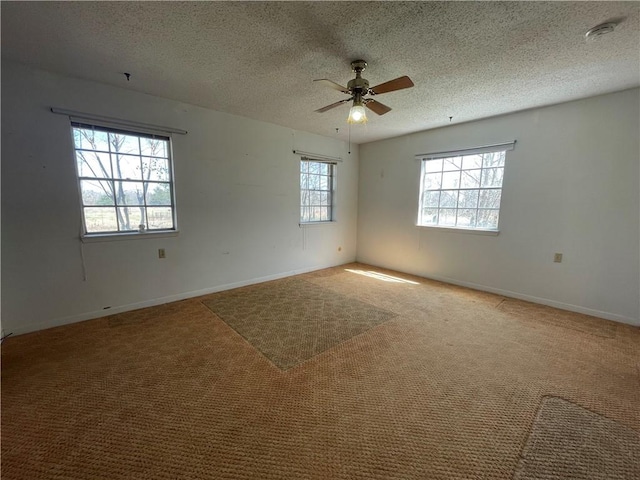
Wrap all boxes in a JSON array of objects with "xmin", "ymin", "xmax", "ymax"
[
  {"xmin": 315, "ymin": 98, "xmax": 352, "ymax": 113},
  {"xmin": 369, "ymin": 76, "xmax": 414, "ymax": 95},
  {"xmin": 314, "ymin": 79, "xmax": 350, "ymax": 94},
  {"xmin": 365, "ymin": 99, "xmax": 392, "ymax": 115}
]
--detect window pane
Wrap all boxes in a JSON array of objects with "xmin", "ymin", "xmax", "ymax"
[
  {"xmin": 456, "ymin": 209, "xmax": 477, "ymax": 228},
  {"xmin": 140, "ymin": 138, "xmax": 167, "ymax": 157},
  {"xmin": 422, "ymin": 190, "xmax": 440, "ymax": 207},
  {"xmin": 74, "ymin": 128, "xmax": 109, "ymax": 151},
  {"xmin": 424, "ymin": 173, "xmax": 442, "ymax": 190},
  {"xmin": 479, "ymin": 189, "xmax": 501, "ymax": 208},
  {"xmin": 74, "ymin": 124, "xmax": 176, "ymax": 235},
  {"xmin": 477, "ymin": 209, "xmax": 499, "ymax": 229},
  {"xmin": 147, "ymin": 207, "xmax": 174, "ymax": 229},
  {"xmin": 81, "ymin": 180, "xmax": 114, "ymax": 206},
  {"xmin": 421, "ymin": 208, "xmax": 438, "ymax": 225},
  {"xmin": 419, "ymin": 148, "xmax": 507, "ymax": 231},
  {"xmin": 111, "ymin": 154, "xmax": 142, "ymax": 180},
  {"xmin": 84, "ymin": 207, "xmax": 118, "ymax": 233},
  {"xmin": 438, "ymin": 209, "xmax": 457, "ymax": 226},
  {"xmin": 109, "ymin": 133, "xmax": 140, "ymax": 155},
  {"xmin": 462, "ymin": 154, "xmax": 483, "ymax": 170},
  {"xmin": 424, "ymin": 159, "xmax": 443, "ymax": 172},
  {"xmin": 76, "ymin": 151, "xmax": 112, "ymax": 178},
  {"xmin": 483, "ymin": 151, "xmax": 505, "ymax": 168},
  {"xmin": 440, "ymin": 190, "xmax": 457, "ymax": 208},
  {"xmin": 114, "ymin": 181, "xmax": 144, "ymax": 206},
  {"xmin": 308, "ymin": 174, "xmax": 321, "ymax": 190},
  {"xmin": 442, "ymin": 171, "xmax": 460, "ymax": 189},
  {"xmin": 457, "ymin": 189, "xmax": 479, "ymax": 209},
  {"xmin": 460, "ymin": 169, "xmax": 481, "ymax": 189},
  {"xmin": 117, "ymin": 206, "xmax": 144, "ymax": 231},
  {"xmin": 481, "ymin": 167, "xmax": 504, "ymax": 187},
  {"xmin": 300, "ymin": 206, "xmax": 309, "ymax": 222},
  {"xmin": 146, "ymin": 183, "xmax": 171, "ymax": 205},
  {"xmin": 442, "ymin": 156, "xmax": 462, "ymax": 171},
  {"xmin": 142, "ymin": 157, "xmax": 170, "ymax": 181},
  {"xmin": 300, "ymin": 161, "xmax": 334, "ymax": 223}
]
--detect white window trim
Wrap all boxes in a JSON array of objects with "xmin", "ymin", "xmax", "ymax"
[
  {"xmin": 299, "ymin": 221, "xmax": 337, "ymax": 227},
  {"xmin": 415, "ymin": 141, "xmax": 515, "ymax": 160},
  {"xmin": 415, "ymin": 141, "xmax": 515, "ymax": 233},
  {"xmin": 52, "ymin": 107, "xmax": 187, "ymax": 135},
  {"xmin": 292, "ymin": 150, "xmax": 342, "ymax": 163},
  {"xmin": 416, "ymin": 225, "xmax": 499, "ymax": 236},
  {"xmin": 81, "ymin": 230, "xmax": 180, "ymax": 243}
]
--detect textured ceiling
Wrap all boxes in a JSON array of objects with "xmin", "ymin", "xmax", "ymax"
[{"xmin": 2, "ymin": 1, "xmax": 639, "ymax": 144}]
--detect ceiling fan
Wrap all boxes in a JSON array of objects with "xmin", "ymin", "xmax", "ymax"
[{"xmin": 314, "ymin": 60, "xmax": 414, "ymax": 124}]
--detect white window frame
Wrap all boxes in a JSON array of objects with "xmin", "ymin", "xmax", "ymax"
[
  {"xmin": 416, "ymin": 142, "xmax": 515, "ymax": 233},
  {"xmin": 71, "ymin": 121, "xmax": 178, "ymax": 239},
  {"xmin": 299, "ymin": 157, "xmax": 337, "ymax": 224}
]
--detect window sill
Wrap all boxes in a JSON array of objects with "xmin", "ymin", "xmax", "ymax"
[
  {"xmin": 299, "ymin": 221, "xmax": 337, "ymax": 227},
  {"xmin": 81, "ymin": 230, "xmax": 179, "ymax": 243},
  {"xmin": 417, "ymin": 225, "xmax": 499, "ymax": 236}
]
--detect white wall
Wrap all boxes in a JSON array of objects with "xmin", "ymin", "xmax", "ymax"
[
  {"xmin": 1, "ymin": 61, "xmax": 359, "ymax": 335},
  {"xmin": 357, "ymin": 89, "xmax": 640, "ymax": 325},
  {"xmin": 3, "ymin": 62, "xmax": 638, "ymax": 333}
]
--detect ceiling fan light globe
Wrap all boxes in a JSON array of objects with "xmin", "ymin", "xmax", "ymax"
[{"xmin": 347, "ymin": 105, "xmax": 367, "ymax": 124}]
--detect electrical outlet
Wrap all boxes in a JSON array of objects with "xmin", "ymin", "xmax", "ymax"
[
  {"xmin": 158, "ymin": 248, "xmax": 166, "ymax": 259},
  {"xmin": 554, "ymin": 253, "xmax": 563, "ymax": 263}
]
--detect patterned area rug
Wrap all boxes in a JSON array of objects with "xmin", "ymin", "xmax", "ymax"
[
  {"xmin": 514, "ymin": 396, "xmax": 640, "ymax": 479},
  {"xmin": 202, "ymin": 277, "xmax": 397, "ymax": 369}
]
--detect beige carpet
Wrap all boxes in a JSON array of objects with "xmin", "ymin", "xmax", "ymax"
[
  {"xmin": 2, "ymin": 263, "xmax": 639, "ymax": 480},
  {"xmin": 514, "ymin": 396, "xmax": 640, "ymax": 479},
  {"xmin": 202, "ymin": 277, "xmax": 396, "ymax": 369},
  {"xmin": 497, "ymin": 299, "xmax": 617, "ymax": 338}
]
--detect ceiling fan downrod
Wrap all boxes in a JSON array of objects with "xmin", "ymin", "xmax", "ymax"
[{"xmin": 347, "ymin": 60, "xmax": 370, "ymax": 95}]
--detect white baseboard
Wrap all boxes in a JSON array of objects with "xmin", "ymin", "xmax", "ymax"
[
  {"xmin": 9, "ymin": 261, "xmax": 346, "ymax": 336},
  {"xmin": 11, "ymin": 259, "xmax": 638, "ymax": 335},
  {"xmin": 359, "ymin": 261, "xmax": 639, "ymax": 327}
]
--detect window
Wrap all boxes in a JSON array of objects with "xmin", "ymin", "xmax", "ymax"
[
  {"xmin": 72, "ymin": 122, "xmax": 176, "ymax": 235},
  {"xmin": 417, "ymin": 143, "xmax": 513, "ymax": 231},
  {"xmin": 300, "ymin": 159, "xmax": 336, "ymax": 223}
]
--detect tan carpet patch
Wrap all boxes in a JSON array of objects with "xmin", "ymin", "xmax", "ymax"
[
  {"xmin": 514, "ymin": 396, "xmax": 640, "ymax": 479},
  {"xmin": 496, "ymin": 298, "xmax": 617, "ymax": 338},
  {"xmin": 202, "ymin": 277, "xmax": 397, "ymax": 369},
  {"xmin": 2, "ymin": 263, "xmax": 639, "ymax": 480}
]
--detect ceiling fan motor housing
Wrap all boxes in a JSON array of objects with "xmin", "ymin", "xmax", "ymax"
[
  {"xmin": 349, "ymin": 59, "xmax": 369, "ymax": 94},
  {"xmin": 347, "ymin": 77, "xmax": 370, "ymax": 93}
]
